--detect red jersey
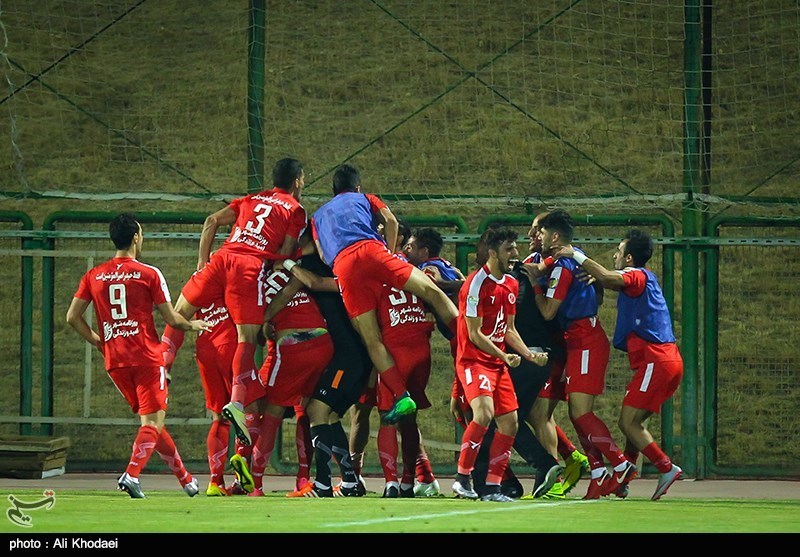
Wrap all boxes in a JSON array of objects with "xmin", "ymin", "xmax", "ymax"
[
  {"xmin": 456, "ymin": 265, "xmax": 519, "ymax": 369},
  {"xmin": 375, "ymin": 284, "xmax": 434, "ymax": 345},
  {"xmin": 73, "ymin": 256, "xmax": 170, "ymax": 370},
  {"xmin": 195, "ymin": 300, "xmax": 238, "ymax": 350},
  {"xmin": 263, "ymin": 269, "xmax": 327, "ymax": 332},
  {"xmin": 218, "ymin": 188, "xmax": 306, "ymax": 260}
]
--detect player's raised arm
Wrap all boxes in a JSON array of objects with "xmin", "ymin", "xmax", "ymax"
[{"xmin": 198, "ymin": 205, "xmax": 236, "ymax": 270}]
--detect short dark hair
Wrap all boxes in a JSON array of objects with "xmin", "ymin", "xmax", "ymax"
[
  {"xmin": 332, "ymin": 164, "xmax": 360, "ymax": 195},
  {"xmin": 397, "ymin": 219, "xmax": 411, "ymax": 244},
  {"xmin": 109, "ymin": 213, "xmax": 139, "ymax": 250},
  {"xmin": 624, "ymin": 228, "xmax": 653, "ymax": 266},
  {"xmin": 483, "ymin": 226, "xmax": 518, "ymax": 252},
  {"xmin": 414, "ymin": 227, "xmax": 444, "ymax": 257},
  {"xmin": 272, "ymin": 158, "xmax": 303, "ymax": 190},
  {"xmin": 539, "ymin": 209, "xmax": 574, "ymax": 242}
]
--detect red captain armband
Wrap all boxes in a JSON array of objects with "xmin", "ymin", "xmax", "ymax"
[{"xmin": 543, "ymin": 256, "xmax": 554, "ymax": 268}]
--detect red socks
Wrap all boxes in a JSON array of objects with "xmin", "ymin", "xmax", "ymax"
[
  {"xmin": 378, "ymin": 365, "xmax": 406, "ymax": 400},
  {"xmin": 377, "ymin": 424, "xmax": 399, "ymax": 483},
  {"xmin": 231, "ymin": 342, "xmax": 256, "ymax": 405},
  {"xmin": 572, "ymin": 412, "xmax": 626, "ymax": 468},
  {"xmin": 485, "ymin": 431, "xmax": 515, "ymax": 486},
  {"xmin": 457, "ymin": 421, "xmax": 488, "ymax": 475},
  {"xmin": 207, "ymin": 420, "xmax": 230, "ymax": 486},
  {"xmin": 556, "ymin": 424, "xmax": 577, "ymax": 459},
  {"xmin": 155, "ymin": 427, "xmax": 192, "ymax": 486},
  {"xmin": 125, "ymin": 424, "xmax": 159, "ymax": 478},
  {"xmin": 250, "ymin": 414, "xmax": 282, "ymax": 490}
]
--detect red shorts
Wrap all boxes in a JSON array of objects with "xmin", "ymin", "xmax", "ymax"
[
  {"xmin": 333, "ymin": 240, "xmax": 414, "ymax": 318},
  {"xmin": 455, "ymin": 361, "xmax": 518, "ymax": 416},
  {"xmin": 181, "ymin": 251, "xmax": 267, "ymax": 325},
  {"xmin": 537, "ymin": 353, "xmax": 567, "ymax": 401},
  {"xmin": 376, "ymin": 337, "xmax": 432, "ymax": 412},
  {"xmin": 623, "ymin": 344, "xmax": 684, "ymax": 414},
  {"xmin": 196, "ymin": 341, "xmax": 236, "ymax": 414},
  {"xmin": 258, "ymin": 333, "xmax": 334, "ymax": 407},
  {"xmin": 564, "ymin": 318, "xmax": 610, "ymax": 396},
  {"xmin": 108, "ymin": 365, "xmax": 168, "ymax": 415}
]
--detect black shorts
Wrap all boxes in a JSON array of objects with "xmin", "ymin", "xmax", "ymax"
[
  {"xmin": 312, "ymin": 333, "xmax": 372, "ymax": 417},
  {"xmin": 306, "ymin": 263, "xmax": 373, "ymax": 417}
]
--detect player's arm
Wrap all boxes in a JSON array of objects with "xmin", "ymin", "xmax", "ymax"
[
  {"xmin": 157, "ymin": 302, "xmax": 211, "ymax": 332},
  {"xmin": 423, "ymin": 266, "xmax": 464, "ymax": 295},
  {"xmin": 283, "ymin": 260, "xmax": 338, "ymax": 293},
  {"xmin": 533, "ymin": 284, "xmax": 562, "ymax": 321},
  {"xmin": 375, "ymin": 206, "xmax": 398, "ymax": 253},
  {"xmin": 198, "ymin": 205, "xmax": 236, "ymax": 270},
  {"xmin": 520, "ymin": 258, "xmax": 554, "ymax": 281},
  {"xmin": 465, "ymin": 315, "xmax": 520, "ymax": 368},
  {"xmin": 272, "ymin": 235, "xmax": 301, "ymax": 272},
  {"xmin": 551, "ymin": 245, "xmax": 624, "ymax": 291},
  {"xmin": 263, "ymin": 276, "xmax": 303, "ymax": 323},
  {"xmin": 66, "ymin": 297, "xmax": 101, "ymax": 350},
  {"xmin": 505, "ymin": 315, "xmax": 548, "ymax": 366}
]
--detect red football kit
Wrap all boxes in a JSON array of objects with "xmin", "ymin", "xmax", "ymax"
[
  {"xmin": 374, "ymin": 284, "xmax": 435, "ymax": 411},
  {"xmin": 618, "ymin": 269, "xmax": 684, "ymax": 413},
  {"xmin": 182, "ymin": 188, "xmax": 307, "ymax": 324},
  {"xmin": 73, "ymin": 256, "xmax": 171, "ymax": 414},
  {"xmin": 545, "ymin": 265, "xmax": 610, "ymax": 396},
  {"xmin": 194, "ymin": 301, "xmax": 238, "ymax": 414},
  {"xmin": 455, "ymin": 265, "xmax": 519, "ymax": 416},
  {"xmin": 256, "ymin": 269, "xmax": 333, "ymax": 407}
]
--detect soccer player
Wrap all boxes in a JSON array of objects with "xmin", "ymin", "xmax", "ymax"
[
  {"xmin": 348, "ymin": 220, "xmax": 441, "ymax": 497},
  {"xmin": 166, "ymin": 157, "xmax": 307, "ymax": 447},
  {"xmin": 163, "ymin": 297, "xmax": 238, "ymax": 497},
  {"xmin": 66, "ymin": 213, "xmax": 210, "ymax": 499},
  {"xmin": 553, "ymin": 229, "xmax": 684, "ymax": 500},
  {"xmin": 372, "ymin": 275, "xmax": 436, "ymax": 497},
  {"xmin": 278, "ymin": 243, "xmax": 373, "ymax": 497},
  {"xmin": 534, "ymin": 209, "xmax": 635, "ymax": 499},
  {"xmin": 404, "ymin": 226, "xmax": 466, "ymax": 302},
  {"xmin": 245, "ymin": 265, "xmax": 334, "ymax": 497},
  {"xmin": 311, "ymin": 164, "xmax": 458, "ymax": 424},
  {"xmin": 452, "ymin": 226, "xmax": 548, "ymax": 502},
  {"xmin": 518, "ymin": 212, "xmax": 590, "ymax": 497}
]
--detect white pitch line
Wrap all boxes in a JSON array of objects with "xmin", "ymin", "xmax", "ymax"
[{"xmin": 326, "ymin": 499, "xmax": 590, "ymax": 528}]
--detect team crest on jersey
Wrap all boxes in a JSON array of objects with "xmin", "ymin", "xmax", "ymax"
[{"xmin": 508, "ymin": 293, "xmax": 516, "ymax": 304}]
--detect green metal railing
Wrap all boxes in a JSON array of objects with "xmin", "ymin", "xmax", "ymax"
[{"xmin": 3, "ymin": 209, "xmax": 799, "ymax": 478}]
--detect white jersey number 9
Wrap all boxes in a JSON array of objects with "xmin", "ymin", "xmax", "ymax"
[{"xmin": 109, "ymin": 284, "xmax": 127, "ymax": 319}]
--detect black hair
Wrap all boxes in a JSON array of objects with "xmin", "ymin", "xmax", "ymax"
[
  {"xmin": 624, "ymin": 228, "xmax": 653, "ymax": 267},
  {"xmin": 272, "ymin": 158, "xmax": 303, "ymax": 190},
  {"xmin": 397, "ymin": 219, "xmax": 411, "ymax": 245},
  {"xmin": 109, "ymin": 213, "xmax": 139, "ymax": 250},
  {"xmin": 538, "ymin": 209, "xmax": 574, "ymax": 242},
  {"xmin": 332, "ymin": 164, "xmax": 360, "ymax": 195},
  {"xmin": 414, "ymin": 227, "xmax": 444, "ymax": 257},
  {"xmin": 483, "ymin": 226, "xmax": 518, "ymax": 252}
]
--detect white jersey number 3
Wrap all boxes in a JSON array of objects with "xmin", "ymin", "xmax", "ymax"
[{"xmin": 245, "ymin": 204, "xmax": 273, "ymax": 235}]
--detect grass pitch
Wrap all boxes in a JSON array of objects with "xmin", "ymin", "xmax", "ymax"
[{"xmin": 2, "ymin": 488, "xmax": 798, "ymax": 535}]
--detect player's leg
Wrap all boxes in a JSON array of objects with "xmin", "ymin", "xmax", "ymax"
[{"xmin": 400, "ymin": 266, "xmax": 458, "ymax": 334}]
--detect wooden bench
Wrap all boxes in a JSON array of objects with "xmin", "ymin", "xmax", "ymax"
[{"xmin": 0, "ymin": 435, "xmax": 70, "ymax": 479}]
